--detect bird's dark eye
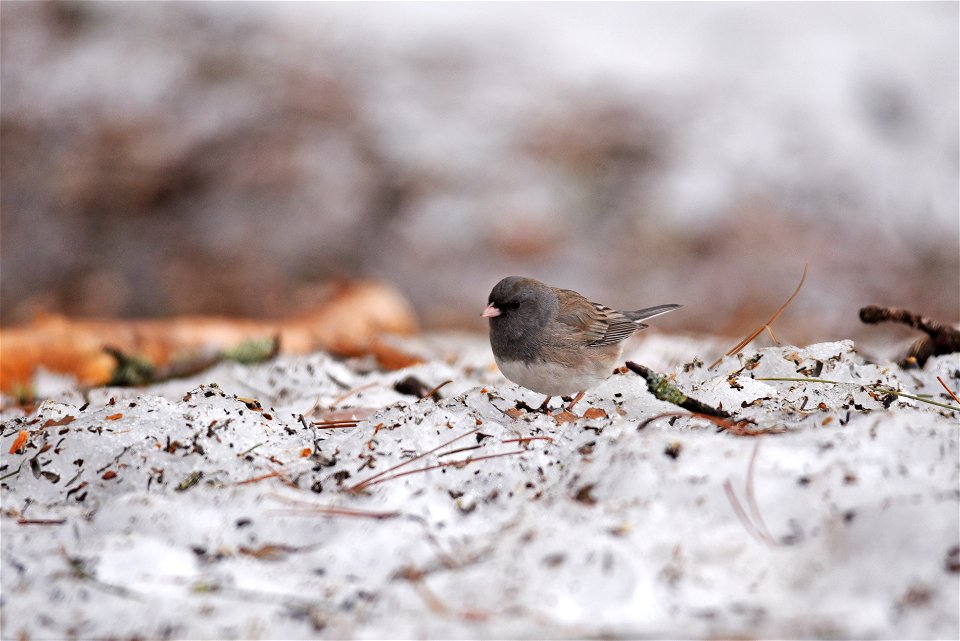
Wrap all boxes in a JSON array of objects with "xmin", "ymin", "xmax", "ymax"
[{"xmin": 505, "ymin": 301, "xmax": 521, "ymax": 311}]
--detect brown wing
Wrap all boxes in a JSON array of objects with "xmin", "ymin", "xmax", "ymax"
[{"xmin": 554, "ymin": 289, "xmax": 643, "ymax": 347}]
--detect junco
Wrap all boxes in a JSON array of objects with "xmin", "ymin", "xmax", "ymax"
[{"xmin": 482, "ymin": 276, "xmax": 680, "ymax": 412}]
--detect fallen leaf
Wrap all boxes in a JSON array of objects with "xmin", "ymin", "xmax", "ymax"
[
  {"xmin": 300, "ymin": 448, "xmax": 312, "ymax": 457},
  {"xmin": 554, "ymin": 410, "xmax": 578, "ymax": 425},
  {"xmin": 504, "ymin": 408, "xmax": 525, "ymax": 420},
  {"xmin": 105, "ymin": 413, "xmax": 123, "ymax": 421},
  {"xmin": 0, "ymin": 280, "xmax": 417, "ymax": 393},
  {"xmin": 583, "ymin": 408, "xmax": 608, "ymax": 420},
  {"xmin": 102, "ymin": 470, "xmax": 117, "ymax": 480},
  {"xmin": 41, "ymin": 416, "xmax": 75, "ymax": 429},
  {"xmin": 8, "ymin": 430, "xmax": 28, "ymax": 454}
]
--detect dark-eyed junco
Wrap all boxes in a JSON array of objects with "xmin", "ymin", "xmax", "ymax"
[{"xmin": 482, "ymin": 276, "xmax": 680, "ymax": 411}]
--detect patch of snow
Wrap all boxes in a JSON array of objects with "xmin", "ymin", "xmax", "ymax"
[{"xmin": 2, "ymin": 335, "xmax": 957, "ymax": 638}]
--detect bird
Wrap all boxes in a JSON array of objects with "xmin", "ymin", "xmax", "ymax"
[{"xmin": 482, "ymin": 276, "xmax": 680, "ymax": 413}]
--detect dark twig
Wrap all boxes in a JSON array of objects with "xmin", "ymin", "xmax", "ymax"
[
  {"xmin": 860, "ymin": 305, "xmax": 960, "ymax": 366},
  {"xmin": 626, "ymin": 362, "xmax": 730, "ymax": 418}
]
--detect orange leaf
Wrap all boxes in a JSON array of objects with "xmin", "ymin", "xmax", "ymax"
[
  {"xmin": 0, "ymin": 280, "xmax": 417, "ymax": 394},
  {"xmin": 101, "ymin": 470, "xmax": 117, "ymax": 480},
  {"xmin": 105, "ymin": 413, "xmax": 123, "ymax": 421},
  {"xmin": 583, "ymin": 408, "xmax": 608, "ymax": 420},
  {"xmin": 300, "ymin": 448, "xmax": 312, "ymax": 457},
  {"xmin": 8, "ymin": 430, "xmax": 28, "ymax": 454}
]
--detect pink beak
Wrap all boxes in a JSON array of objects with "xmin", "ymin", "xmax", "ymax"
[{"xmin": 481, "ymin": 303, "xmax": 501, "ymax": 318}]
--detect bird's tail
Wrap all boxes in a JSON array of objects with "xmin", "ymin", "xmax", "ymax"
[{"xmin": 625, "ymin": 304, "xmax": 682, "ymax": 325}]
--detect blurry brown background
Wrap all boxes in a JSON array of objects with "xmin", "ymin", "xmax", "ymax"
[{"xmin": 2, "ymin": 2, "xmax": 957, "ymax": 349}]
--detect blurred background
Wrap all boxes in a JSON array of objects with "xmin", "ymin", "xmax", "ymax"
[{"xmin": 2, "ymin": 2, "xmax": 957, "ymax": 348}]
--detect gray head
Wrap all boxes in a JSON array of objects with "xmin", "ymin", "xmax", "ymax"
[{"xmin": 482, "ymin": 276, "xmax": 559, "ymax": 346}]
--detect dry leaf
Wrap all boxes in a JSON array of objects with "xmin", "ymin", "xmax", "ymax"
[
  {"xmin": 8, "ymin": 430, "xmax": 28, "ymax": 454},
  {"xmin": 582, "ymin": 408, "xmax": 608, "ymax": 420},
  {"xmin": 41, "ymin": 416, "xmax": 75, "ymax": 429},
  {"xmin": 0, "ymin": 280, "xmax": 418, "ymax": 393}
]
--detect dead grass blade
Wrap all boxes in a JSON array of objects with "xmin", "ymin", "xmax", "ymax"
[
  {"xmin": 357, "ymin": 450, "xmax": 525, "ymax": 489},
  {"xmin": 266, "ymin": 493, "xmax": 402, "ymax": 519},
  {"xmin": 347, "ymin": 428, "xmax": 480, "ymax": 492},
  {"xmin": 710, "ymin": 262, "xmax": 808, "ymax": 369},
  {"xmin": 756, "ymin": 377, "xmax": 959, "ymax": 412},
  {"xmin": 937, "ymin": 376, "xmax": 960, "ymax": 405}
]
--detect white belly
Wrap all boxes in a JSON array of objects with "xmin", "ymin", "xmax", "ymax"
[{"xmin": 494, "ymin": 355, "xmax": 612, "ymax": 397}]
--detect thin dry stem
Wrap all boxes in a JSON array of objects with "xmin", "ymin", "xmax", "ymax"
[
  {"xmin": 266, "ymin": 493, "xmax": 401, "ymax": 519},
  {"xmin": 723, "ymin": 480, "xmax": 772, "ymax": 546},
  {"xmin": 436, "ymin": 444, "xmax": 483, "ymax": 458},
  {"xmin": 347, "ymin": 428, "xmax": 480, "ymax": 492},
  {"xmin": 745, "ymin": 440, "xmax": 776, "ymax": 543},
  {"xmin": 422, "ymin": 379, "xmax": 453, "ymax": 399},
  {"xmin": 311, "ymin": 419, "xmax": 360, "ymax": 429},
  {"xmin": 638, "ymin": 411, "xmax": 775, "ymax": 436},
  {"xmin": 937, "ymin": 376, "xmax": 960, "ymax": 405},
  {"xmin": 328, "ymin": 382, "xmax": 379, "ymax": 409},
  {"xmin": 711, "ymin": 262, "xmax": 808, "ymax": 369},
  {"xmin": 358, "ymin": 450, "xmax": 524, "ymax": 488},
  {"xmin": 233, "ymin": 470, "xmax": 284, "ymax": 486},
  {"xmin": 725, "ymin": 441, "xmax": 778, "ymax": 547}
]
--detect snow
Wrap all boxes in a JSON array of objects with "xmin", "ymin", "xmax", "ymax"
[{"xmin": 2, "ymin": 334, "xmax": 957, "ymax": 638}]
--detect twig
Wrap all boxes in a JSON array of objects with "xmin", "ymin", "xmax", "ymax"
[
  {"xmin": 756, "ymin": 377, "xmax": 959, "ymax": 412},
  {"xmin": 859, "ymin": 305, "xmax": 960, "ymax": 366},
  {"xmin": 268, "ymin": 508, "xmax": 400, "ymax": 520},
  {"xmin": 347, "ymin": 428, "xmax": 479, "ymax": 492},
  {"xmin": 436, "ymin": 444, "xmax": 483, "ymax": 458},
  {"xmin": 501, "ymin": 436, "xmax": 554, "ymax": 444},
  {"xmin": 17, "ymin": 518, "xmax": 66, "ymax": 526},
  {"xmin": 710, "ymin": 262, "xmax": 808, "ymax": 369},
  {"xmin": 423, "ymin": 379, "xmax": 453, "ymax": 400},
  {"xmin": 937, "ymin": 377, "xmax": 960, "ymax": 405},
  {"xmin": 626, "ymin": 362, "xmax": 730, "ymax": 418},
  {"xmin": 233, "ymin": 471, "xmax": 282, "ymax": 486},
  {"xmin": 637, "ymin": 411, "xmax": 777, "ymax": 436},
  {"xmin": 311, "ymin": 419, "xmax": 360, "ymax": 429}
]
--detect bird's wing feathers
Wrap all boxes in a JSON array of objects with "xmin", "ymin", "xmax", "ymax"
[{"xmin": 554, "ymin": 289, "xmax": 644, "ymax": 347}]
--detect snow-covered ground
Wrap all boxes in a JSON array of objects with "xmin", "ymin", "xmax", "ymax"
[{"xmin": 2, "ymin": 334, "xmax": 957, "ymax": 639}]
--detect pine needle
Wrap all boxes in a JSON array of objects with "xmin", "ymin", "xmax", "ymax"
[{"xmin": 710, "ymin": 262, "xmax": 808, "ymax": 369}]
